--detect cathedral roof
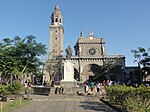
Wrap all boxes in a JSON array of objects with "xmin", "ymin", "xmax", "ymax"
[{"xmin": 77, "ymin": 35, "xmax": 105, "ymax": 44}]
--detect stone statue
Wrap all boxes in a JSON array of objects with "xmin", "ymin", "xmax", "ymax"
[{"xmin": 65, "ymin": 45, "xmax": 72, "ymax": 60}]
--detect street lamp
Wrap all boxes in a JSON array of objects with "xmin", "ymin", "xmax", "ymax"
[
  {"xmin": 138, "ymin": 63, "xmax": 142, "ymax": 83},
  {"xmin": 145, "ymin": 71, "xmax": 148, "ymax": 82}
]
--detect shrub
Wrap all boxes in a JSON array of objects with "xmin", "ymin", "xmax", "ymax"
[
  {"xmin": 0, "ymin": 84, "xmax": 8, "ymax": 95},
  {"xmin": 6, "ymin": 81, "xmax": 24, "ymax": 95},
  {"xmin": 105, "ymin": 85, "xmax": 150, "ymax": 112}
]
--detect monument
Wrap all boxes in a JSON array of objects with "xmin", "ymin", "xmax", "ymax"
[{"xmin": 60, "ymin": 45, "xmax": 77, "ymax": 87}]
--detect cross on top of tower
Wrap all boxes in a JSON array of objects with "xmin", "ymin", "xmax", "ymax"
[{"xmin": 55, "ymin": 4, "xmax": 60, "ymax": 10}]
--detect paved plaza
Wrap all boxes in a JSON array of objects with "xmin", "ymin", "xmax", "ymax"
[{"xmin": 13, "ymin": 93, "xmax": 119, "ymax": 112}]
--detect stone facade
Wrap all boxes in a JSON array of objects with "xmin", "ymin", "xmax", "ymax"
[
  {"xmin": 43, "ymin": 5, "xmax": 126, "ymax": 84},
  {"xmin": 43, "ymin": 5, "xmax": 64, "ymax": 84},
  {"xmin": 50, "ymin": 5, "xmax": 64, "ymax": 57},
  {"xmin": 74, "ymin": 32, "xmax": 105, "ymax": 56},
  {"xmin": 71, "ymin": 33, "xmax": 125, "ymax": 82}
]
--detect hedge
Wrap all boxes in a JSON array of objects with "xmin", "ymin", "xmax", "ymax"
[{"xmin": 105, "ymin": 85, "xmax": 150, "ymax": 112}]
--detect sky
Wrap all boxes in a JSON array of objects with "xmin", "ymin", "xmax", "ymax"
[{"xmin": 0, "ymin": 0, "xmax": 150, "ymax": 66}]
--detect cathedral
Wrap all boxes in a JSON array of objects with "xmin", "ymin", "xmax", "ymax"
[{"xmin": 43, "ymin": 5, "xmax": 126, "ymax": 84}]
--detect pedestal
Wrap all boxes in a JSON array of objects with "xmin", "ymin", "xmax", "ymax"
[
  {"xmin": 60, "ymin": 81, "xmax": 78, "ymax": 88},
  {"xmin": 61, "ymin": 60, "xmax": 77, "ymax": 87},
  {"xmin": 62, "ymin": 60, "xmax": 74, "ymax": 81}
]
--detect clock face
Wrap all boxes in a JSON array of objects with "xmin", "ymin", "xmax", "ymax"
[{"xmin": 89, "ymin": 48, "xmax": 96, "ymax": 55}]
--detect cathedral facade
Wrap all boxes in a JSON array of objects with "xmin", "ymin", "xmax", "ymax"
[{"xmin": 43, "ymin": 5, "xmax": 126, "ymax": 83}]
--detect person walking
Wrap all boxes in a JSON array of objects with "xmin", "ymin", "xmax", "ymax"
[
  {"xmin": 89, "ymin": 80, "xmax": 94, "ymax": 95},
  {"xmin": 96, "ymin": 82, "xmax": 100, "ymax": 97}
]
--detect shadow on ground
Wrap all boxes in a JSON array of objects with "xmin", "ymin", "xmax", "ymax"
[{"xmin": 79, "ymin": 100, "xmax": 119, "ymax": 112}]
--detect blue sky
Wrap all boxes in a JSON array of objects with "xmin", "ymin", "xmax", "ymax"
[{"xmin": 0, "ymin": 0, "xmax": 150, "ymax": 66}]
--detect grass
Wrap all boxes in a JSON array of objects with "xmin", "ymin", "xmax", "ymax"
[{"xmin": 1, "ymin": 99, "xmax": 30, "ymax": 112}]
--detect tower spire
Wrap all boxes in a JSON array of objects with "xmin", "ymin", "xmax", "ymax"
[{"xmin": 51, "ymin": 4, "xmax": 63, "ymax": 25}]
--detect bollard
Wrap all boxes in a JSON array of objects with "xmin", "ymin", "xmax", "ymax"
[
  {"xmin": 20, "ymin": 97, "xmax": 22, "ymax": 104},
  {"xmin": 0, "ymin": 102, "xmax": 2, "ymax": 112}
]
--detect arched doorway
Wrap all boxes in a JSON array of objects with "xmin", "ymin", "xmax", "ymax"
[
  {"xmin": 81, "ymin": 64, "xmax": 104, "ymax": 82},
  {"xmin": 74, "ymin": 68, "xmax": 79, "ymax": 81}
]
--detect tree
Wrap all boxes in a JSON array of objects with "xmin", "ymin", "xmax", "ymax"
[
  {"xmin": 0, "ymin": 35, "xmax": 47, "ymax": 84},
  {"xmin": 131, "ymin": 47, "xmax": 150, "ymax": 81},
  {"xmin": 92, "ymin": 59, "xmax": 124, "ymax": 82},
  {"xmin": 0, "ymin": 38, "xmax": 20, "ymax": 83},
  {"xmin": 46, "ymin": 55, "xmax": 63, "ymax": 84}
]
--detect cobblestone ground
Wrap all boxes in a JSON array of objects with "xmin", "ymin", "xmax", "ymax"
[{"xmin": 13, "ymin": 94, "xmax": 119, "ymax": 112}]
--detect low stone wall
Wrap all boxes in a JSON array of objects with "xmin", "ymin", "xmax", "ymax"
[
  {"xmin": 0, "ymin": 95, "xmax": 23, "ymax": 102},
  {"xmin": 32, "ymin": 86, "xmax": 84, "ymax": 95},
  {"xmin": 32, "ymin": 86, "xmax": 51, "ymax": 96}
]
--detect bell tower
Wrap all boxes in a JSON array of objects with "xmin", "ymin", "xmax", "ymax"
[{"xmin": 50, "ymin": 5, "xmax": 64, "ymax": 57}]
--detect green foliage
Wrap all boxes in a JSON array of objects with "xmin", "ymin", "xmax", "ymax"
[
  {"xmin": 105, "ymin": 85, "xmax": 150, "ymax": 112},
  {"xmin": 131, "ymin": 47, "xmax": 150, "ymax": 81},
  {"xmin": 92, "ymin": 59, "xmax": 124, "ymax": 82},
  {"xmin": 6, "ymin": 81, "xmax": 24, "ymax": 95},
  {"xmin": 0, "ymin": 35, "xmax": 47, "ymax": 83},
  {"xmin": 46, "ymin": 55, "xmax": 63, "ymax": 83},
  {"xmin": 0, "ymin": 84, "xmax": 7, "ymax": 95},
  {"xmin": 0, "ymin": 81, "xmax": 24, "ymax": 95}
]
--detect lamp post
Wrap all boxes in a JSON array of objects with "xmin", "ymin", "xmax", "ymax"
[
  {"xmin": 138, "ymin": 63, "xmax": 142, "ymax": 83},
  {"xmin": 78, "ymin": 53, "xmax": 81, "ymax": 81},
  {"xmin": 145, "ymin": 71, "xmax": 148, "ymax": 82}
]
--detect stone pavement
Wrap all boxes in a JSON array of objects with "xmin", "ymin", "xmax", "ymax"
[{"xmin": 13, "ymin": 93, "xmax": 119, "ymax": 112}]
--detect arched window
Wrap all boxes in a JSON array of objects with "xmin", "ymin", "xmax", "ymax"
[
  {"xmin": 60, "ymin": 19, "xmax": 61, "ymax": 23},
  {"xmin": 55, "ymin": 18, "xmax": 58, "ymax": 22}
]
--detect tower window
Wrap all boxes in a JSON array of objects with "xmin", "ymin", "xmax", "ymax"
[
  {"xmin": 55, "ymin": 30, "xmax": 57, "ymax": 33},
  {"xmin": 55, "ymin": 18, "xmax": 58, "ymax": 22},
  {"xmin": 55, "ymin": 37, "xmax": 57, "ymax": 40},
  {"xmin": 60, "ymin": 19, "xmax": 61, "ymax": 23}
]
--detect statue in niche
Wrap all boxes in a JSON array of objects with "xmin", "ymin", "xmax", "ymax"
[{"xmin": 65, "ymin": 45, "xmax": 72, "ymax": 60}]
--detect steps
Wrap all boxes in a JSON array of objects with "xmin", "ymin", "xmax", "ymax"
[{"xmin": 50, "ymin": 87, "xmax": 84, "ymax": 95}]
